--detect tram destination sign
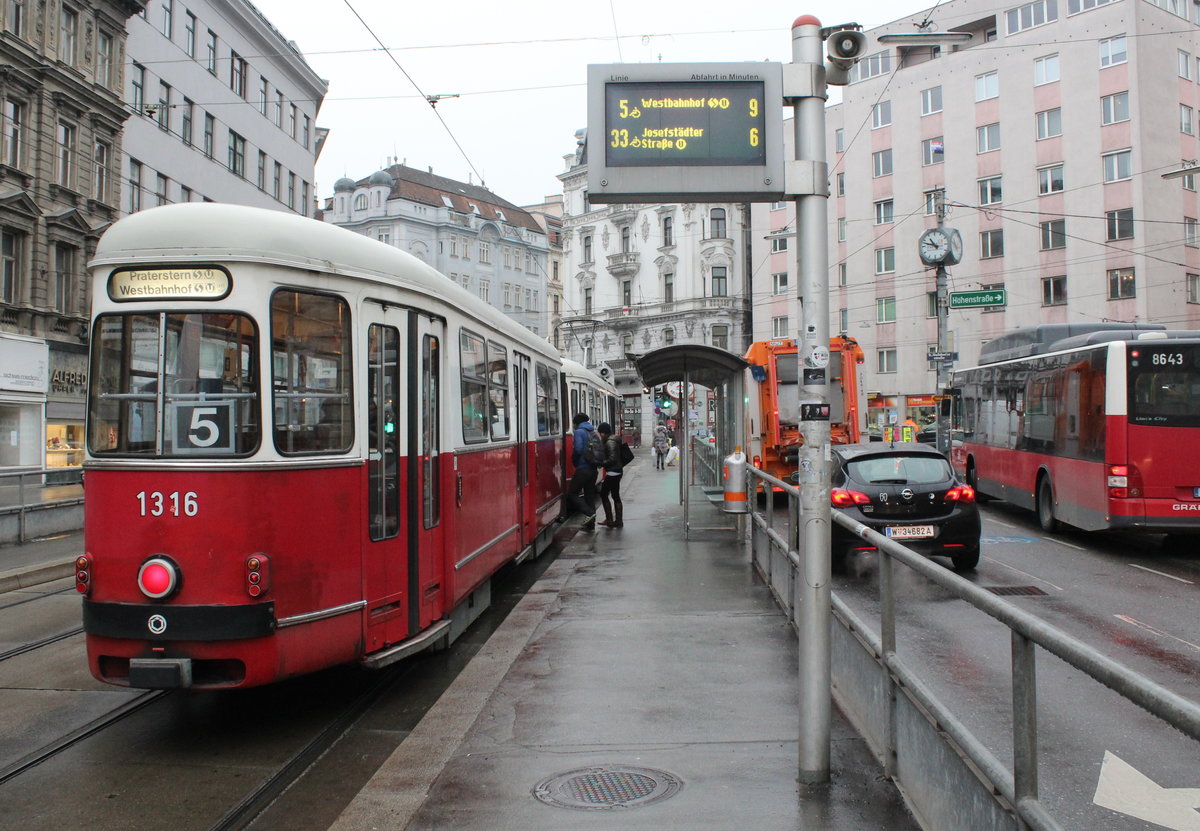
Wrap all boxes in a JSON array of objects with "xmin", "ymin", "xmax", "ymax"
[
  {"xmin": 950, "ymin": 289, "xmax": 1007, "ymax": 309},
  {"xmin": 587, "ymin": 62, "xmax": 784, "ymax": 203}
]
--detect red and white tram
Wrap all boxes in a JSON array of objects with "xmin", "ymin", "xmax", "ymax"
[{"xmin": 79, "ymin": 203, "xmax": 611, "ymax": 689}]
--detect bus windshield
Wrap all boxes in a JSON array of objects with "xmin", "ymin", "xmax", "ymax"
[
  {"xmin": 1128, "ymin": 343, "xmax": 1200, "ymax": 427},
  {"xmin": 88, "ymin": 312, "xmax": 260, "ymax": 456}
]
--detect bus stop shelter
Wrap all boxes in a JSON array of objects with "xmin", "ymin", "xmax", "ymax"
[{"xmin": 636, "ymin": 345, "xmax": 749, "ymax": 538}]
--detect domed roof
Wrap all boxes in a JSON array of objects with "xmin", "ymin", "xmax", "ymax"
[
  {"xmin": 367, "ymin": 169, "xmax": 394, "ymax": 187},
  {"xmin": 333, "ymin": 177, "xmax": 356, "ymax": 192}
]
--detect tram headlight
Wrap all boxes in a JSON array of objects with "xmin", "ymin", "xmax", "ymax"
[{"xmin": 138, "ymin": 556, "xmax": 181, "ymax": 600}]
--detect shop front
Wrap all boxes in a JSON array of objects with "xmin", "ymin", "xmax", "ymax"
[
  {"xmin": 46, "ymin": 344, "xmax": 88, "ymax": 482},
  {"xmin": 866, "ymin": 395, "xmax": 897, "ymax": 440},
  {"xmin": 905, "ymin": 394, "xmax": 938, "ymax": 430},
  {"xmin": 0, "ymin": 333, "xmax": 49, "ymax": 474}
]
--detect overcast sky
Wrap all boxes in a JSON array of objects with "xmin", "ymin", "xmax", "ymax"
[{"xmin": 246, "ymin": 0, "xmax": 922, "ymax": 207}]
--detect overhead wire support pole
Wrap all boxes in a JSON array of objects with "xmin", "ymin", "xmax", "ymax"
[
  {"xmin": 934, "ymin": 188, "xmax": 951, "ymax": 457},
  {"xmin": 791, "ymin": 15, "xmax": 833, "ymax": 786}
]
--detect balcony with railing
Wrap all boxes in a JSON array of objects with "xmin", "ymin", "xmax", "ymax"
[{"xmin": 606, "ymin": 250, "xmax": 640, "ymax": 278}]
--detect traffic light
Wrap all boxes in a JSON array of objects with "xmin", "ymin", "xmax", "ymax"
[{"xmin": 660, "ymin": 398, "xmax": 675, "ymax": 414}]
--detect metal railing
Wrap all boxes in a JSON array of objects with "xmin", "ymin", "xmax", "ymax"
[
  {"xmin": 745, "ymin": 465, "xmax": 1200, "ymax": 831},
  {"xmin": 0, "ymin": 467, "xmax": 84, "ymax": 544}
]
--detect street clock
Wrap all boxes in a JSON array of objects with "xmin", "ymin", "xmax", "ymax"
[{"xmin": 917, "ymin": 227, "xmax": 963, "ymax": 266}]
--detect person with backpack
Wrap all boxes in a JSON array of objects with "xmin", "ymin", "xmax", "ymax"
[
  {"xmin": 568, "ymin": 413, "xmax": 601, "ymax": 530},
  {"xmin": 596, "ymin": 422, "xmax": 625, "ymax": 527}
]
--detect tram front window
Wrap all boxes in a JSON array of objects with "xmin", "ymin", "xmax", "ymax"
[{"xmin": 88, "ymin": 312, "xmax": 259, "ymax": 457}]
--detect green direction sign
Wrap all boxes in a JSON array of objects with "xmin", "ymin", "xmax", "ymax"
[{"xmin": 950, "ymin": 289, "xmax": 1007, "ymax": 309}]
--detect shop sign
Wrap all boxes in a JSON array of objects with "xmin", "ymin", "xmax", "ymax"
[
  {"xmin": 907, "ymin": 395, "xmax": 937, "ymax": 407},
  {"xmin": 49, "ymin": 350, "xmax": 89, "ymax": 396},
  {"xmin": 0, "ymin": 334, "xmax": 48, "ymax": 394}
]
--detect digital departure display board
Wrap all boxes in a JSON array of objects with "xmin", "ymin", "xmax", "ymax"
[
  {"xmin": 604, "ymin": 80, "xmax": 767, "ymax": 167},
  {"xmin": 587, "ymin": 63, "xmax": 785, "ymax": 203}
]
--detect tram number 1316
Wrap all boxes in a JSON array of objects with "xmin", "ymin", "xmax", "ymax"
[{"xmin": 136, "ymin": 491, "xmax": 199, "ymax": 517}]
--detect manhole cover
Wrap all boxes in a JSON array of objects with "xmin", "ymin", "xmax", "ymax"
[{"xmin": 532, "ymin": 765, "xmax": 682, "ymax": 811}]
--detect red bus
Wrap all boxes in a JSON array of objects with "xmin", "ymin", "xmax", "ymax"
[
  {"xmin": 743, "ymin": 336, "xmax": 865, "ymax": 486},
  {"xmin": 948, "ymin": 324, "xmax": 1200, "ymax": 544}
]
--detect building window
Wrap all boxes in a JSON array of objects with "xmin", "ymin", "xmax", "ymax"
[
  {"xmin": 274, "ymin": 90, "xmax": 284, "ymax": 127},
  {"xmin": 836, "ymin": 172, "xmax": 845, "ymax": 196},
  {"xmin": 479, "ymin": 241, "xmax": 490, "ymax": 263},
  {"xmin": 479, "ymin": 281, "xmax": 489, "ymax": 302},
  {"xmin": 180, "ymin": 98, "xmax": 193, "ymax": 146},
  {"xmin": 582, "ymin": 234, "xmax": 593, "ymax": 262},
  {"xmin": 155, "ymin": 173, "xmax": 168, "ymax": 206},
  {"xmin": 1187, "ymin": 217, "xmax": 1199, "ymax": 248},
  {"xmin": 1036, "ymin": 108, "xmax": 1062, "ymax": 139},
  {"xmin": 1099, "ymin": 35, "xmax": 1127, "ymax": 67},
  {"xmin": 1042, "ymin": 275, "xmax": 1067, "ymax": 306},
  {"xmin": 1007, "ymin": 0, "xmax": 1057, "ymax": 33},
  {"xmin": 1107, "ymin": 267, "xmax": 1135, "ymax": 299},
  {"xmin": 979, "ymin": 176, "xmax": 1002, "ymax": 205},
  {"xmin": 1181, "ymin": 49, "xmax": 1193, "ymax": 79},
  {"xmin": 272, "ymin": 162, "xmax": 281, "ymax": 200},
  {"xmin": 231, "ymin": 53, "xmax": 247, "ymax": 98},
  {"xmin": 710, "ymin": 207, "xmax": 727, "ymax": 239},
  {"xmin": 302, "ymin": 115, "xmax": 311, "ymax": 148},
  {"xmin": 923, "ymin": 190, "xmax": 938, "ymax": 215},
  {"xmin": 184, "ymin": 10, "xmax": 195, "ymax": 56},
  {"xmin": 1034, "ymin": 54, "xmax": 1060, "ymax": 84},
  {"xmin": 662, "ymin": 215, "xmax": 674, "ymax": 245},
  {"xmin": 711, "ymin": 325, "xmax": 729, "ymax": 350},
  {"xmin": 839, "ymin": 307, "xmax": 849, "ymax": 333},
  {"xmin": 875, "ymin": 247, "xmax": 895, "ymax": 274},
  {"xmin": 839, "ymin": 262, "xmax": 848, "ymax": 286},
  {"xmin": 849, "ymin": 50, "xmax": 892, "ymax": 82},
  {"xmin": 874, "ymin": 199, "xmax": 894, "ymax": 224},
  {"xmin": 872, "ymin": 100, "xmax": 892, "ymax": 128},
  {"xmin": 981, "ymin": 229, "xmax": 1004, "ymax": 258},
  {"xmin": 1184, "ymin": 173, "xmax": 1197, "ymax": 191},
  {"xmin": 877, "ymin": 348, "xmax": 897, "ymax": 374},
  {"xmin": 1038, "ymin": 163, "xmax": 1065, "ymax": 194},
  {"xmin": 838, "ymin": 218, "xmax": 847, "ymax": 241},
  {"xmin": 1183, "ymin": 105, "xmax": 1194, "ymax": 135},
  {"xmin": 5, "ymin": 0, "xmax": 23, "ymax": 37},
  {"xmin": 227, "ymin": 131, "xmax": 245, "ymax": 177},
  {"xmin": 876, "ymin": 296, "xmax": 897, "ymax": 323},
  {"xmin": 620, "ymin": 225, "xmax": 631, "ymax": 252},
  {"xmin": 1106, "ymin": 208, "xmax": 1134, "ymax": 240},
  {"xmin": 772, "ymin": 316, "xmax": 789, "ymax": 338},
  {"xmin": 975, "ymin": 70, "xmax": 998, "ymax": 101},
  {"xmin": 663, "ymin": 272, "xmax": 674, "ymax": 303},
  {"xmin": 711, "ymin": 266, "xmax": 728, "ymax": 297},
  {"xmin": 2, "ymin": 229, "xmax": 20, "ymax": 303},
  {"xmin": 1101, "ymin": 91, "xmax": 1129, "ymax": 125},
  {"xmin": 257, "ymin": 150, "xmax": 266, "ymax": 189},
  {"xmin": 159, "ymin": 0, "xmax": 173, "ymax": 37},
  {"xmin": 131, "ymin": 63, "xmax": 145, "ymax": 115},
  {"xmin": 94, "ymin": 140, "xmax": 110, "ymax": 202},
  {"xmin": 921, "ymin": 86, "xmax": 942, "ymax": 115},
  {"xmin": 922, "ymin": 137, "xmax": 944, "ymax": 165},
  {"xmin": 3, "ymin": 99, "xmax": 23, "ymax": 168},
  {"xmin": 1040, "ymin": 218, "xmax": 1066, "ymax": 250},
  {"xmin": 128, "ymin": 158, "xmax": 143, "ymax": 213},
  {"xmin": 96, "ymin": 31, "xmax": 114, "ymax": 87},
  {"xmin": 621, "ymin": 279, "xmax": 632, "ymax": 307},
  {"xmin": 834, "ymin": 128, "xmax": 845, "ymax": 152},
  {"xmin": 772, "ymin": 272, "xmax": 788, "ymax": 294},
  {"xmin": 156, "ymin": 81, "xmax": 171, "ymax": 131},
  {"xmin": 1188, "ymin": 273, "xmax": 1200, "ymax": 304},
  {"xmin": 52, "ymin": 243, "xmax": 74, "ymax": 313},
  {"xmin": 289, "ymin": 104, "xmax": 297, "ymax": 138},
  {"xmin": 872, "ymin": 149, "xmax": 893, "ymax": 177},
  {"xmin": 55, "ymin": 121, "xmax": 74, "ymax": 188},
  {"xmin": 1103, "ymin": 149, "xmax": 1132, "ymax": 182},
  {"xmin": 1069, "ymin": 0, "xmax": 1115, "ymax": 11},
  {"xmin": 59, "ymin": 6, "xmax": 77, "ymax": 65},
  {"xmin": 203, "ymin": 113, "xmax": 214, "ymax": 158},
  {"xmin": 771, "ymin": 234, "xmax": 788, "ymax": 252},
  {"xmin": 206, "ymin": 29, "xmax": 218, "ymax": 73},
  {"xmin": 977, "ymin": 122, "xmax": 1001, "ymax": 153},
  {"xmin": 180, "ymin": 185, "xmax": 191, "ymax": 202}
]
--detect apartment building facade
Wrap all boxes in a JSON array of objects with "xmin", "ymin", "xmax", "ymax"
[
  {"xmin": 122, "ymin": 0, "xmax": 326, "ymax": 215},
  {"xmin": 754, "ymin": 0, "xmax": 1200, "ymax": 432}
]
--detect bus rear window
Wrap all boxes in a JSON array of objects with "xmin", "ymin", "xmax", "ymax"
[{"xmin": 1128, "ymin": 345, "xmax": 1200, "ymax": 426}]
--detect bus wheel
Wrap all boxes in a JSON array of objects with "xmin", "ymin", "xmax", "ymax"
[
  {"xmin": 1036, "ymin": 477, "xmax": 1057, "ymax": 532},
  {"xmin": 966, "ymin": 462, "xmax": 989, "ymax": 503}
]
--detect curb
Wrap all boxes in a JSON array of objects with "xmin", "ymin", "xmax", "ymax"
[{"xmin": 0, "ymin": 560, "xmax": 76, "ymax": 594}]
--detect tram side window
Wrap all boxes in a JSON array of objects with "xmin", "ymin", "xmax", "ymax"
[
  {"xmin": 489, "ymin": 340, "xmax": 509, "ymax": 439},
  {"xmin": 271, "ymin": 290, "xmax": 352, "ymax": 455},
  {"xmin": 460, "ymin": 330, "xmax": 489, "ymax": 443},
  {"xmin": 535, "ymin": 362, "xmax": 559, "ymax": 437},
  {"xmin": 88, "ymin": 312, "xmax": 259, "ymax": 457}
]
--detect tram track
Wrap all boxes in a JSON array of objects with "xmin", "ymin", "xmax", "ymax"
[
  {"xmin": 0, "ymin": 689, "xmax": 169, "ymax": 786},
  {"xmin": 0, "ymin": 625, "xmax": 83, "ymax": 663}
]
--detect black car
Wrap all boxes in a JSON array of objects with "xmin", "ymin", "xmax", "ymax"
[{"xmin": 829, "ymin": 442, "xmax": 981, "ymax": 571}]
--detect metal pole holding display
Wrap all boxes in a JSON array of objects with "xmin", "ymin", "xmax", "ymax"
[{"xmin": 792, "ymin": 15, "xmax": 833, "ymax": 785}]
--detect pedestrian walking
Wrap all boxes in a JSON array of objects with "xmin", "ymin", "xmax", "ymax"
[
  {"xmin": 651, "ymin": 424, "xmax": 670, "ymax": 470},
  {"xmin": 596, "ymin": 422, "xmax": 624, "ymax": 527},
  {"xmin": 568, "ymin": 412, "xmax": 601, "ymax": 530}
]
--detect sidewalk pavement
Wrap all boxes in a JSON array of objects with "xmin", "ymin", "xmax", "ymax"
[
  {"xmin": 331, "ymin": 451, "xmax": 920, "ymax": 830},
  {"xmin": 0, "ymin": 530, "xmax": 80, "ymax": 594}
]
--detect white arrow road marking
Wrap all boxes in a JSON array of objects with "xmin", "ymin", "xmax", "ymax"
[{"xmin": 1093, "ymin": 751, "xmax": 1200, "ymax": 830}]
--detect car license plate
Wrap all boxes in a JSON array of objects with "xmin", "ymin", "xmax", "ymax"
[{"xmin": 886, "ymin": 525, "xmax": 935, "ymax": 540}]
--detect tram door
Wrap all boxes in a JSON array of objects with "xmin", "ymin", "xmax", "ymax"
[
  {"xmin": 364, "ymin": 306, "xmax": 445, "ymax": 650},
  {"xmin": 515, "ymin": 352, "xmax": 532, "ymax": 544}
]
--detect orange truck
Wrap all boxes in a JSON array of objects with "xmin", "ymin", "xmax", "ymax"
[{"xmin": 743, "ymin": 336, "xmax": 866, "ymax": 487}]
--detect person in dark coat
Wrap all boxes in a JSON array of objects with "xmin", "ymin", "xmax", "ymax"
[
  {"xmin": 568, "ymin": 412, "xmax": 599, "ymax": 530},
  {"xmin": 651, "ymin": 424, "xmax": 670, "ymax": 470},
  {"xmin": 596, "ymin": 422, "xmax": 624, "ymax": 527}
]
